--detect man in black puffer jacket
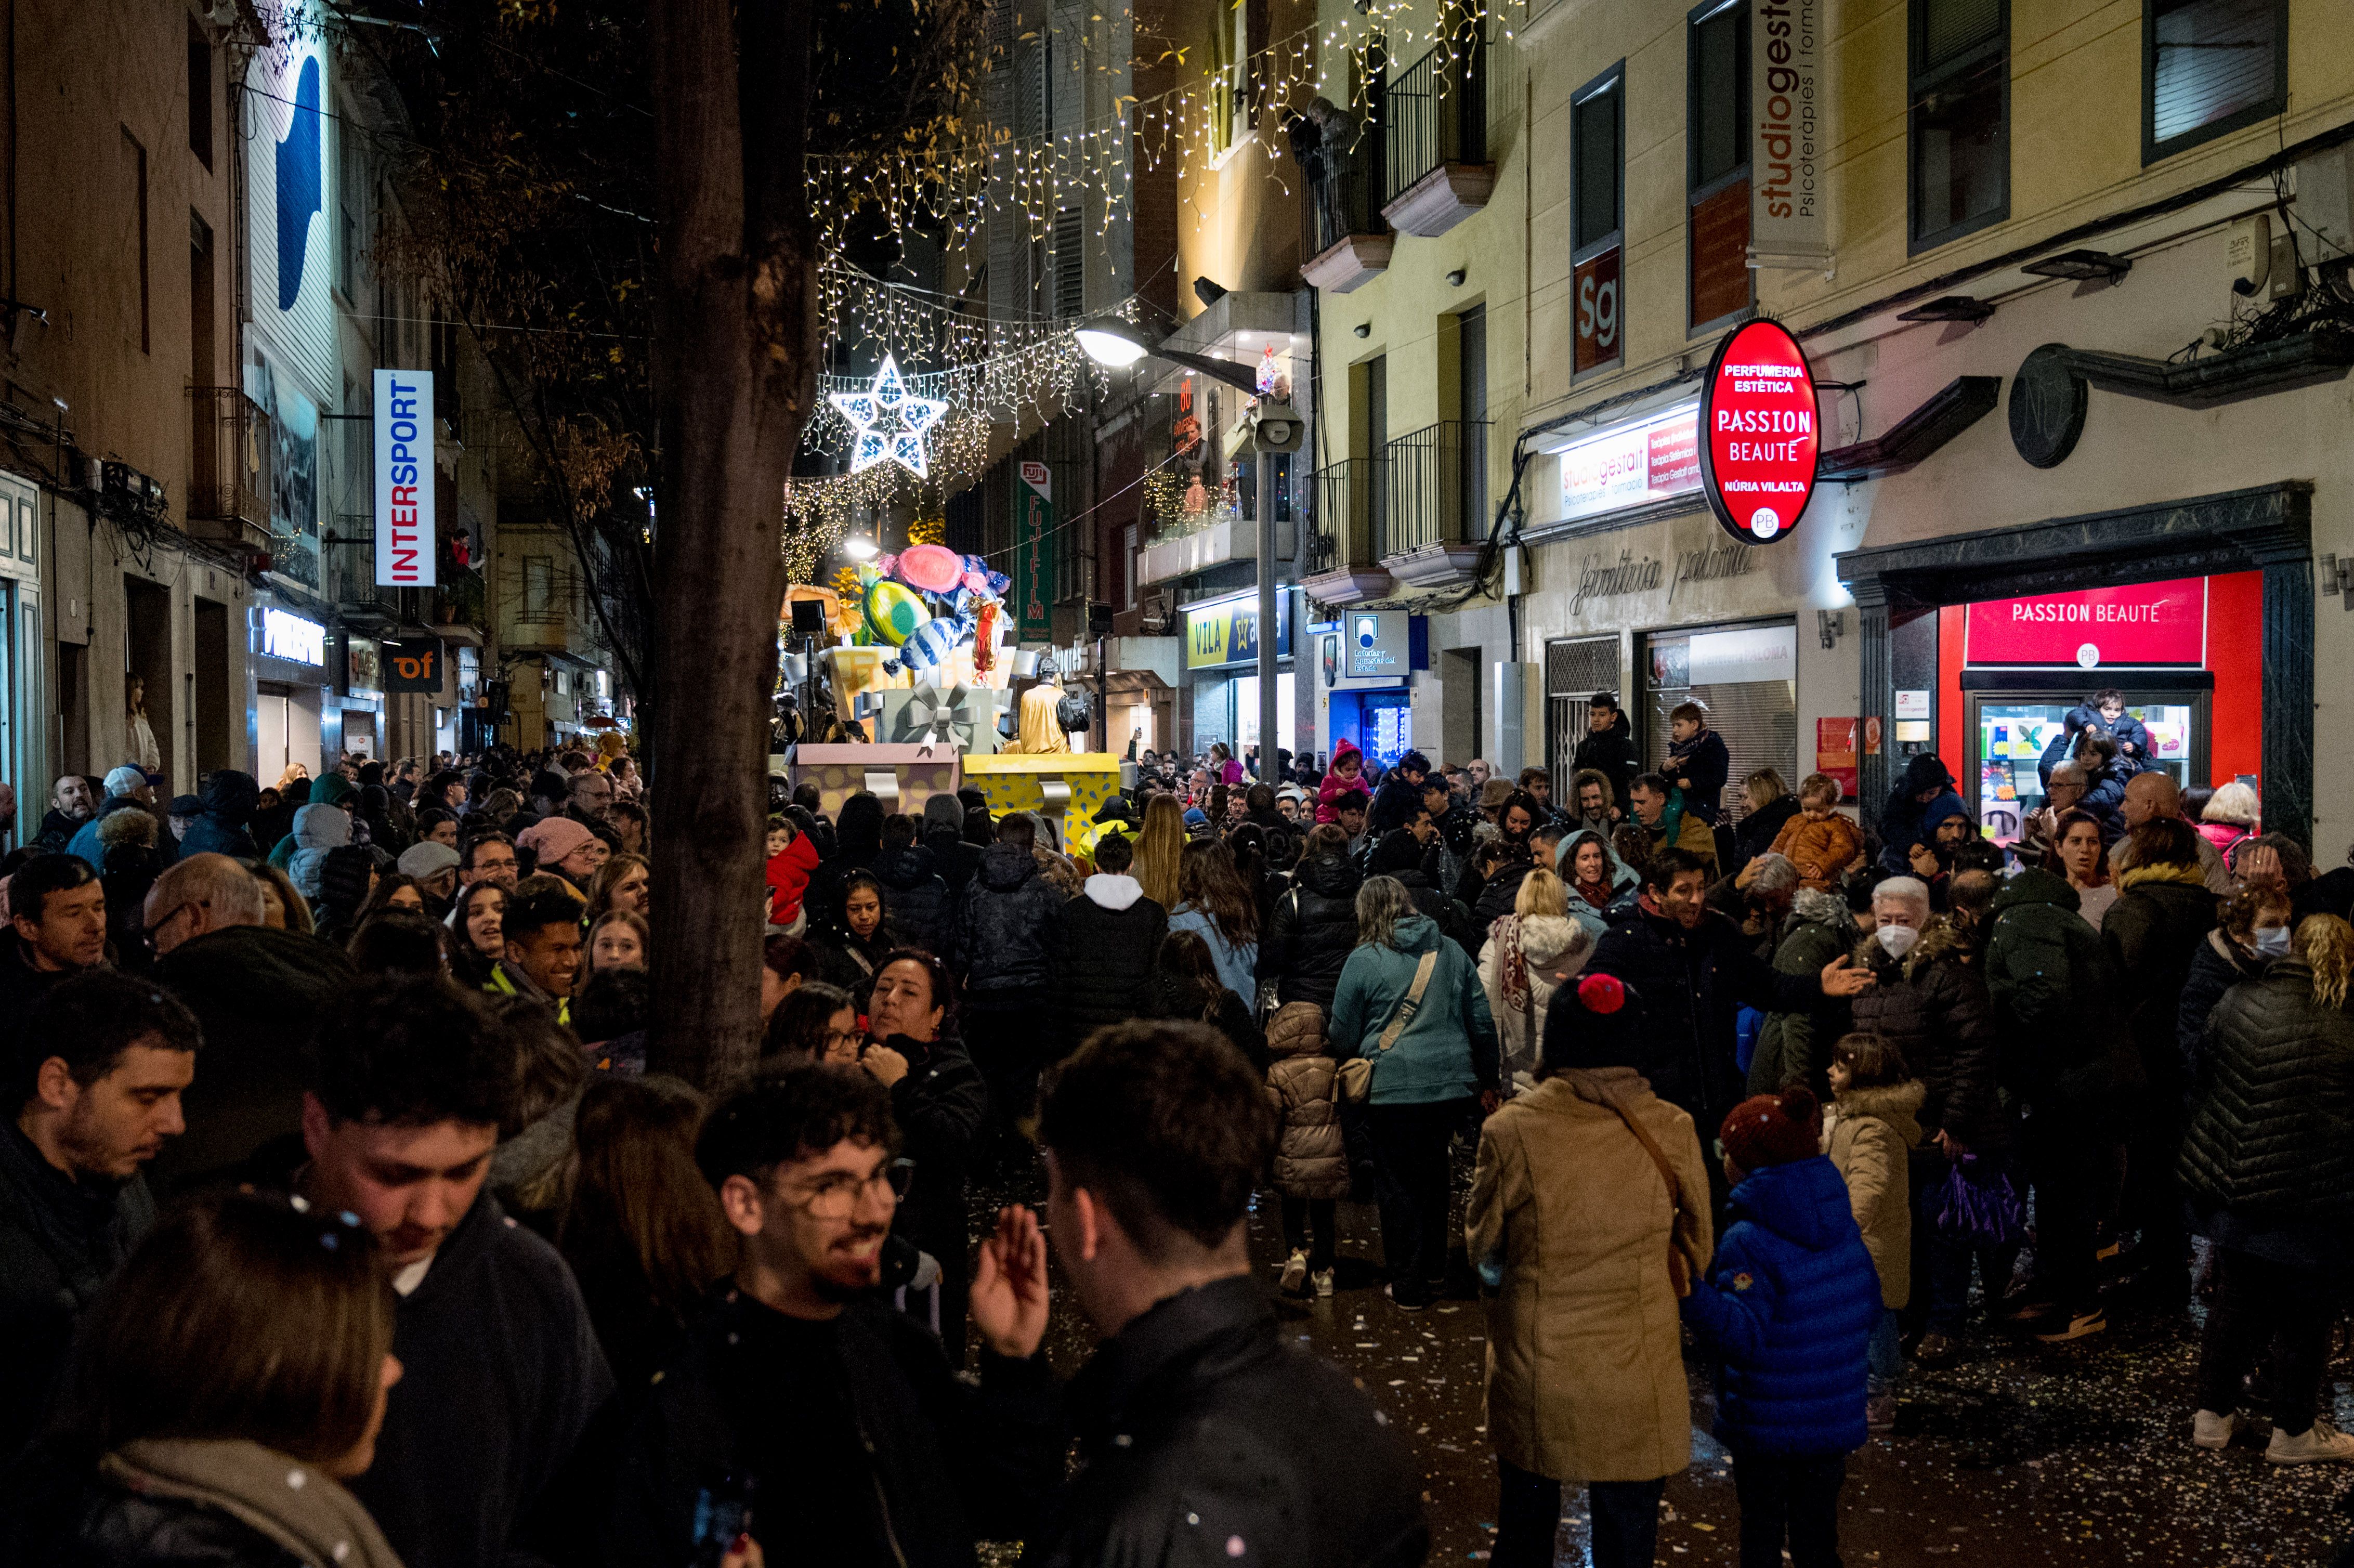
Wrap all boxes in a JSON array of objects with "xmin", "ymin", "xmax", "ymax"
[
  {"xmin": 178, "ymin": 769, "xmax": 261, "ymax": 860},
  {"xmin": 871, "ymin": 814, "xmax": 954, "ymax": 957},
  {"xmin": 1570, "ymin": 692, "xmax": 1640, "ymax": 815},
  {"xmin": 1050, "ymin": 832, "xmax": 1167, "ymax": 1054},
  {"xmin": 1366, "ymin": 750, "xmax": 1432, "ymax": 837},
  {"xmin": 1258, "ymin": 837, "xmax": 1364, "ymax": 1013},
  {"xmin": 952, "ymin": 814, "xmax": 1067, "ymax": 1157},
  {"xmin": 921, "ymin": 793, "xmax": 984, "ymax": 896},
  {"xmin": 1367, "ymin": 828, "xmax": 1480, "ymax": 959}
]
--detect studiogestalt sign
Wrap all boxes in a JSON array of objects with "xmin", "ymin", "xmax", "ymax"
[
  {"xmin": 1750, "ymin": 0, "xmax": 1827, "ymax": 270},
  {"xmin": 1698, "ymin": 318, "xmax": 1820, "ymax": 545},
  {"xmin": 373, "ymin": 369, "xmax": 436, "ymax": 587}
]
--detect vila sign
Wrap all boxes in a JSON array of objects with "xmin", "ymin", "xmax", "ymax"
[
  {"xmin": 1184, "ymin": 589, "xmax": 1292, "ymax": 670},
  {"xmin": 1698, "ymin": 319, "xmax": 1818, "ymax": 545},
  {"xmin": 373, "ymin": 369, "xmax": 436, "ymax": 587},
  {"xmin": 1964, "ymin": 578, "xmax": 2207, "ymax": 668},
  {"xmin": 1750, "ymin": 0, "xmax": 1826, "ymax": 269}
]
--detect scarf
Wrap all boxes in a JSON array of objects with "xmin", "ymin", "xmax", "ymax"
[
  {"xmin": 1489, "ymin": 914, "xmax": 1530, "ymax": 1013},
  {"xmin": 1574, "ymin": 875, "xmax": 1613, "ymax": 910},
  {"xmin": 101, "ymin": 1439, "xmax": 406, "ymax": 1568},
  {"xmin": 2116, "ymin": 860, "xmax": 2209, "ymax": 892}
]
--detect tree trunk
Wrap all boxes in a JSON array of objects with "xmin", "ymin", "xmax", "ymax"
[{"xmin": 644, "ymin": 0, "xmax": 817, "ymax": 1088}]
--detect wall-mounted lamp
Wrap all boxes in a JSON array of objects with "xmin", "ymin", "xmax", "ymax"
[
  {"xmin": 1353, "ymin": 322, "xmax": 1371, "ymax": 338},
  {"xmin": 1817, "ymin": 608, "xmax": 1845, "ymax": 649},
  {"xmin": 2320, "ymin": 553, "xmax": 2354, "ymax": 609},
  {"xmin": 1445, "ymin": 268, "xmax": 1467, "ymax": 287}
]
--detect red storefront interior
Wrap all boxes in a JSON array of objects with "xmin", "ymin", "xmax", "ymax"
[{"xmin": 1937, "ymin": 572, "xmax": 2264, "ymax": 839}]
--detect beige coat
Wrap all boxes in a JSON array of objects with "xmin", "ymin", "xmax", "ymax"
[
  {"xmin": 1823, "ymin": 1079, "xmax": 1925, "ymax": 1309},
  {"xmin": 1476, "ymin": 914, "xmax": 1591, "ymax": 1090},
  {"xmin": 1465, "ymin": 1068, "xmax": 1714, "ymax": 1483},
  {"xmin": 1264, "ymin": 1002, "xmax": 1349, "ymax": 1199}
]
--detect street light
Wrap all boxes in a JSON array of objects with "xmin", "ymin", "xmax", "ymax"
[
  {"xmin": 1077, "ymin": 316, "xmax": 1291, "ymax": 780},
  {"xmin": 842, "ymin": 529, "xmax": 879, "ymax": 562}
]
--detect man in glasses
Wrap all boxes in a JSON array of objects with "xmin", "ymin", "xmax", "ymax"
[{"xmin": 591, "ymin": 1061, "xmax": 1060, "ymax": 1568}]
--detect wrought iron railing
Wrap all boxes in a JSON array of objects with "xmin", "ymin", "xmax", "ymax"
[
  {"xmin": 185, "ymin": 387, "xmax": 273, "ymax": 531},
  {"xmin": 1381, "ymin": 24, "xmax": 1487, "ymax": 207},
  {"xmin": 1311, "ymin": 458, "xmax": 1381, "ymax": 571},
  {"xmin": 1376, "ymin": 420, "xmax": 1490, "ymax": 557}
]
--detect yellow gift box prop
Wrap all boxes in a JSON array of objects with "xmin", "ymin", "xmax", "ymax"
[{"xmin": 961, "ymin": 752, "xmax": 1125, "ymax": 856}]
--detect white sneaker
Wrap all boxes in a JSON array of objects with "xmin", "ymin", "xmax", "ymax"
[
  {"xmin": 1313, "ymin": 1268, "xmax": 1335, "ymax": 1297},
  {"xmin": 1279, "ymin": 1249, "xmax": 1309, "ymax": 1295},
  {"xmin": 2267, "ymin": 1419, "xmax": 2354, "ymax": 1464},
  {"xmin": 2192, "ymin": 1409, "xmax": 2239, "ymax": 1450}
]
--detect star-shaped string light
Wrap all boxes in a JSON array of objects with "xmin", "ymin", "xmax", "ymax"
[{"xmin": 827, "ymin": 354, "xmax": 951, "ymax": 478}]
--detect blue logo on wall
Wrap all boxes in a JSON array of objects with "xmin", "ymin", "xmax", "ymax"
[{"xmin": 275, "ymin": 56, "xmax": 323, "ymax": 311}]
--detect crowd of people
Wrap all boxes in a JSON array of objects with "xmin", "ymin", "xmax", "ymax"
[{"xmin": 1, "ymin": 680, "xmax": 2352, "ymax": 1568}]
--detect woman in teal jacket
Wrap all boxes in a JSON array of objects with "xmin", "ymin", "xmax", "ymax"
[{"xmin": 1331, "ymin": 874, "xmax": 1500, "ymax": 1309}]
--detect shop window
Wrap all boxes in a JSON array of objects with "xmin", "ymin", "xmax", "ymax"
[
  {"xmin": 1571, "ymin": 65, "xmax": 1624, "ymax": 375},
  {"xmin": 1909, "ymin": 0, "xmax": 2008, "ymax": 253},
  {"xmin": 2144, "ymin": 0, "xmax": 2285, "ymax": 163},
  {"xmin": 1688, "ymin": 0, "xmax": 1751, "ymax": 330}
]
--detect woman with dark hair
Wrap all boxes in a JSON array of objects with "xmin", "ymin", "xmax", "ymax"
[
  {"xmin": 1169, "ymin": 839, "xmax": 1260, "ymax": 1001},
  {"xmin": 444, "ymin": 880, "xmax": 508, "ymax": 985},
  {"xmin": 758, "ymin": 931, "xmax": 826, "ymax": 1023},
  {"xmin": 351, "ymin": 872, "xmax": 427, "ymax": 928},
  {"xmin": 1142, "ymin": 929, "xmax": 1265, "ymax": 1062},
  {"xmin": 2047, "ymin": 806, "xmax": 2118, "ymax": 928},
  {"xmin": 346, "ymin": 909, "xmax": 453, "ymax": 978},
  {"xmin": 760, "ymin": 979, "xmax": 861, "ymax": 1065},
  {"xmin": 862, "ymin": 949, "xmax": 987, "ymax": 1358},
  {"xmin": 559, "ymin": 1076, "xmax": 737, "ymax": 1388},
  {"xmin": 413, "ymin": 808, "xmax": 460, "ymax": 851},
  {"xmin": 247, "ymin": 858, "xmax": 316, "ymax": 935},
  {"xmin": 811, "ymin": 869, "xmax": 903, "ymax": 1001},
  {"xmin": 1259, "ymin": 822, "xmax": 1365, "ymax": 1015},
  {"xmin": 7, "ymin": 1190, "xmax": 404, "ymax": 1566}
]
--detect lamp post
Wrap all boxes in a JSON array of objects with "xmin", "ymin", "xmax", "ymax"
[{"xmin": 1077, "ymin": 317, "xmax": 1293, "ymax": 779}]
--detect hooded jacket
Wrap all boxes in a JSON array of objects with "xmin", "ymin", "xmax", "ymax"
[
  {"xmin": 1329, "ymin": 912, "xmax": 1499, "ymax": 1106},
  {"xmin": 804, "ymin": 794, "xmax": 885, "ymax": 938},
  {"xmin": 1264, "ymin": 1002, "xmax": 1349, "ymax": 1200},
  {"xmin": 1587, "ymin": 901, "xmax": 1825, "ymax": 1131},
  {"xmin": 1167, "ymin": 900, "xmax": 1258, "ymax": 1001},
  {"xmin": 2178, "ymin": 957, "xmax": 2354, "ymax": 1233},
  {"xmin": 1982, "ymin": 869, "xmax": 2135, "ymax": 1120},
  {"xmin": 1366, "ymin": 767, "xmax": 1426, "ymax": 836},
  {"xmin": 284, "ymin": 803, "xmax": 351, "ymax": 901},
  {"xmin": 1766, "ymin": 809, "xmax": 1864, "ymax": 893},
  {"xmin": 1051, "ymin": 874, "xmax": 1168, "ymax": 1047},
  {"xmin": 1258, "ymin": 852, "xmax": 1365, "ymax": 1010},
  {"xmin": 2103, "ymin": 863, "xmax": 2218, "ymax": 1099},
  {"xmin": 1681, "ymin": 1155, "xmax": 1880, "ymax": 1457},
  {"xmin": 921, "ymin": 795, "xmax": 985, "ymax": 895},
  {"xmin": 870, "ymin": 841, "xmax": 953, "ymax": 955},
  {"xmin": 952, "ymin": 840, "xmax": 1064, "ymax": 994},
  {"xmin": 764, "ymin": 829, "xmax": 822, "ymax": 926},
  {"xmin": 2177, "ymin": 927, "xmax": 2270, "ymax": 1114},
  {"xmin": 1877, "ymin": 754, "xmax": 1963, "ymax": 876},
  {"xmin": 1367, "ymin": 831, "xmax": 1480, "ymax": 956},
  {"xmin": 1749, "ymin": 888, "xmax": 1859, "ymax": 1099},
  {"xmin": 1570, "ymin": 710, "xmax": 1640, "ymax": 812},
  {"xmin": 1032, "ymin": 1277, "xmax": 1428, "ymax": 1568},
  {"xmin": 1555, "ymin": 829, "xmax": 1641, "ymax": 941},
  {"xmin": 1478, "ymin": 914, "xmax": 1589, "ymax": 1089},
  {"xmin": 1845, "ymin": 919, "xmax": 2003, "ymax": 1149},
  {"xmin": 178, "ymin": 770, "xmax": 262, "ymax": 860},
  {"xmin": 1823, "ymin": 1080, "xmax": 1925, "ymax": 1309},
  {"xmin": 1313, "ymin": 741, "xmax": 1368, "ymax": 825}
]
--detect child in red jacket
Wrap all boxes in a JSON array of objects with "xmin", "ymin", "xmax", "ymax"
[{"xmin": 765, "ymin": 813, "xmax": 820, "ymax": 929}]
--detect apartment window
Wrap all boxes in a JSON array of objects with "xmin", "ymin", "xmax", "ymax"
[
  {"xmin": 123, "ymin": 129, "xmax": 150, "ymax": 354},
  {"xmin": 1053, "ymin": 207, "xmax": 1084, "ymax": 318},
  {"xmin": 2145, "ymin": 0, "xmax": 2285, "ymax": 162},
  {"xmin": 187, "ymin": 21, "xmax": 213, "ymax": 169},
  {"xmin": 1910, "ymin": 0, "xmax": 2008, "ymax": 252},
  {"xmin": 1571, "ymin": 65, "xmax": 1624, "ymax": 374},
  {"xmin": 1688, "ymin": 0, "xmax": 1751, "ymax": 329},
  {"xmin": 524, "ymin": 556, "xmax": 558, "ymax": 622},
  {"xmin": 1122, "ymin": 523, "xmax": 1137, "ymax": 608}
]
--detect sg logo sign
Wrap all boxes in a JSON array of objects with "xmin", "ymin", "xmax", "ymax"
[{"xmin": 1574, "ymin": 247, "xmax": 1621, "ymax": 374}]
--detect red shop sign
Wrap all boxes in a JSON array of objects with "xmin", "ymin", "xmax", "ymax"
[
  {"xmin": 1964, "ymin": 578, "xmax": 2207, "ymax": 668},
  {"xmin": 1698, "ymin": 318, "xmax": 1820, "ymax": 545}
]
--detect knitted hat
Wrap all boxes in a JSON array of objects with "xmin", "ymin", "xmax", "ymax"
[
  {"xmin": 1539, "ymin": 972, "xmax": 1645, "ymax": 1074},
  {"xmin": 397, "ymin": 841, "xmax": 463, "ymax": 881},
  {"xmin": 517, "ymin": 816, "xmax": 596, "ymax": 867},
  {"xmin": 1719, "ymin": 1087, "xmax": 1824, "ymax": 1173}
]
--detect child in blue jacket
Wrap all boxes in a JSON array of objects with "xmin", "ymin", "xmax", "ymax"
[{"xmin": 1682, "ymin": 1086, "xmax": 1882, "ymax": 1568}]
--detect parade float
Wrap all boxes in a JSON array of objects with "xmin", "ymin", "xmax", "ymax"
[{"xmin": 783, "ymin": 539, "xmax": 1120, "ymax": 851}]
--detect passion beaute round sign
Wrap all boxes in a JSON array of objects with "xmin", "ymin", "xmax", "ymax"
[{"xmin": 1698, "ymin": 318, "xmax": 1820, "ymax": 545}]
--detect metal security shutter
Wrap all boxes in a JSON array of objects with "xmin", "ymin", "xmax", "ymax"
[
  {"xmin": 1639, "ymin": 628, "xmax": 1797, "ymax": 827},
  {"xmin": 1546, "ymin": 634, "xmax": 1619, "ymax": 789},
  {"xmin": 1053, "ymin": 207, "xmax": 1084, "ymax": 319}
]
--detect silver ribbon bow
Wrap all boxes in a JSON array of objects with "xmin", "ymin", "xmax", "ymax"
[{"xmin": 894, "ymin": 682, "xmax": 977, "ymax": 749}]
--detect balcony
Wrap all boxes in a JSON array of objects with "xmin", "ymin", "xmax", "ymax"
[
  {"xmin": 326, "ymin": 515, "xmax": 423, "ymax": 632},
  {"xmin": 1135, "ymin": 512, "xmax": 1294, "ymax": 589},
  {"xmin": 1302, "ymin": 459, "xmax": 1395, "ymax": 605},
  {"xmin": 1378, "ymin": 420, "xmax": 1490, "ymax": 588},
  {"xmin": 1298, "ymin": 93, "xmax": 1393, "ymax": 294},
  {"xmin": 1378, "ymin": 29, "xmax": 1494, "ymax": 238},
  {"xmin": 185, "ymin": 387, "xmax": 273, "ymax": 547}
]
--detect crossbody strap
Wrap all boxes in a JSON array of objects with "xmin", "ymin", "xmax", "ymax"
[
  {"xmin": 1374, "ymin": 950, "xmax": 1440, "ymax": 1053},
  {"xmin": 1601, "ymin": 1091, "xmax": 1693, "ymax": 1297}
]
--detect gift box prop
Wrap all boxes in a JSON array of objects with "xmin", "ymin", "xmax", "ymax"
[
  {"xmin": 961, "ymin": 752, "xmax": 1126, "ymax": 856},
  {"xmin": 786, "ymin": 744, "xmax": 962, "ymax": 817},
  {"xmin": 858, "ymin": 684, "xmax": 1011, "ymax": 756}
]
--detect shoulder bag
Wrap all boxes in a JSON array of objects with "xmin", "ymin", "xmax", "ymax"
[
  {"xmin": 1599, "ymin": 1091, "xmax": 1693, "ymax": 1297},
  {"xmin": 1339, "ymin": 949, "xmax": 1438, "ymax": 1104}
]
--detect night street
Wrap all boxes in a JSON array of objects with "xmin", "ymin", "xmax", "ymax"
[{"xmin": 987, "ymin": 1173, "xmax": 2354, "ymax": 1568}]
